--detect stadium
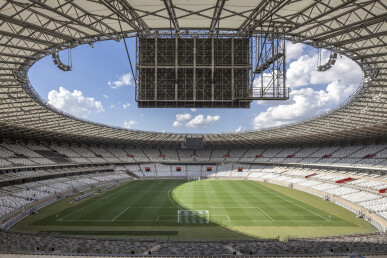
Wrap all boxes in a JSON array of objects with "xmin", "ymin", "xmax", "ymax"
[{"xmin": 0, "ymin": 0, "xmax": 386, "ymax": 257}]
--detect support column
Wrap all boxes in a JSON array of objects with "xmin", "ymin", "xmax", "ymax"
[
  {"xmin": 175, "ymin": 35, "xmax": 178, "ymax": 101},
  {"xmin": 154, "ymin": 37, "xmax": 158, "ymax": 101},
  {"xmin": 193, "ymin": 36, "xmax": 197, "ymax": 102},
  {"xmin": 231, "ymin": 36, "xmax": 235, "ymax": 100},
  {"xmin": 211, "ymin": 35, "xmax": 215, "ymax": 101}
]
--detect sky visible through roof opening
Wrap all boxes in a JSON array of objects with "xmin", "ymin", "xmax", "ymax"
[{"xmin": 29, "ymin": 38, "xmax": 362, "ymax": 134}]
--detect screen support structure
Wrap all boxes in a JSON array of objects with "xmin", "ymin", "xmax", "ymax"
[
  {"xmin": 135, "ymin": 31, "xmax": 289, "ymax": 108},
  {"xmin": 242, "ymin": 28, "xmax": 289, "ymax": 101}
]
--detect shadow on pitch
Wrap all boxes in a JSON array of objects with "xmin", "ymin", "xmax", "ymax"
[{"xmin": 167, "ymin": 178, "xmax": 271, "ymax": 241}]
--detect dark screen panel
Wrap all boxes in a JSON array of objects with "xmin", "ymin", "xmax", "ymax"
[{"xmin": 186, "ymin": 138, "xmax": 203, "ymax": 149}]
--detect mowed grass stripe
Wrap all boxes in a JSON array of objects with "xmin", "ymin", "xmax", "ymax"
[
  {"xmin": 241, "ymin": 182, "xmax": 309, "ymax": 224},
  {"xmin": 216, "ymin": 181, "xmax": 267, "ymax": 224},
  {"xmin": 207, "ymin": 182, "xmax": 229, "ymax": 221},
  {"xmin": 95, "ymin": 180, "xmax": 162, "ymax": 221},
  {"xmin": 38, "ymin": 179, "xmax": 359, "ymax": 229},
  {"xmin": 246, "ymin": 181, "xmax": 342, "ymax": 225},
  {"xmin": 120, "ymin": 180, "xmax": 179, "ymax": 222},
  {"xmin": 63, "ymin": 180, "xmax": 165, "ymax": 222},
  {"xmin": 58, "ymin": 180, "xmax": 142, "ymax": 221},
  {"xmin": 242, "ymin": 181, "xmax": 283, "ymax": 222}
]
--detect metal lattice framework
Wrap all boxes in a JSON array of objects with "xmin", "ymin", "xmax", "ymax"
[{"xmin": 0, "ymin": 0, "xmax": 386, "ymax": 148}]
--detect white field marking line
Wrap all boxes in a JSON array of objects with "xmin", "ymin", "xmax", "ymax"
[
  {"xmin": 58, "ymin": 181, "xmax": 141, "ymax": 221},
  {"xmin": 112, "ymin": 206, "xmax": 130, "ymax": 221},
  {"xmin": 209, "ymin": 215, "xmax": 230, "ymax": 221},
  {"xmin": 61, "ymin": 220, "xmax": 113, "ymax": 222},
  {"xmin": 123, "ymin": 190, "xmax": 216, "ymax": 193},
  {"xmin": 256, "ymin": 207, "xmax": 275, "ymax": 221},
  {"xmin": 118, "ymin": 206, "xmax": 179, "ymax": 208},
  {"xmin": 156, "ymin": 215, "xmax": 178, "ymax": 221},
  {"xmin": 249, "ymin": 181, "xmax": 329, "ymax": 221},
  {"xmin": 62, "ymin": 219, "xmax": 156, "ymax": 222},
  {"xmin": 173, "ymin": 190, "xmax": 215, "ymax": 193},
  {"xmin": 184, "ymin": 206, "xmax": 259, "ymax": 209}
]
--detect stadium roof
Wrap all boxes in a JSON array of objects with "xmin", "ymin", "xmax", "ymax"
[{"xmin": 0, "ymin": 0, "xmax": 386, "ymax": 147}]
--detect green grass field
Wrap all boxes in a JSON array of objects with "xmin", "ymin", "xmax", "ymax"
[{"xmin": 13, "ymin": 179, "xmax": 377, "ymax": 240}]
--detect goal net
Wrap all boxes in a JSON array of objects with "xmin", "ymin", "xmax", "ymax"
[{"xmin": 177, "ymin": 210, "xmax": 209, "ymax": 224}]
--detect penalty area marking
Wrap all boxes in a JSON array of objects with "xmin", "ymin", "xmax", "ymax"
[
  {"xmin": 248, "ymin": 181, "xmax": 330, "ymax": 221},
  {"xmin": 210, "ymin": 215, "xmax": 231, "ymax": 221},
  {"xmin": 256, "ymin": 207, "xmax": 275, "ymax": 221},
  {"xmin": 112, "ymin": 206, "xmax": 130, "ymax": 221},
  {"xmin": 61, "ymin": 219, "xmax": 156, "ymax": 222},
  {"xmin": 57, "ymin": 180, "xmax": 141, "ymax": 221},
  {"xmin": 156, "ymin": 215, "xmax": 178, "ymax": 221}
]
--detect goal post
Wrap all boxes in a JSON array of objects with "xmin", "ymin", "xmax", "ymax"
[{"xmin": 177, "ymin": 210, "xmax": 209, "ymax": 224}]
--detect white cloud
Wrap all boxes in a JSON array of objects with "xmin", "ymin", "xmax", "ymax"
[
  {"xmin": 103, "ymin": 94, "xmax": 109, "ymax": 99},
  {"xmin": 48, "ymin": 86, "xmax": 104, "ymax": 118},
  {"xmin": 122, "ymin": 103, "xmax": 131, "ymax": 109},
  {"xmin": 252, "ymin": 80, "xmax": 357, "ymax": 129},
  {"xmin": 286, "ymin": 42, "xmax": 305, "ymax": 61},
  {"xmin": 176, "ymin": 113, "xmax": 192, "ymax": 122},
  {"xmin": 108, "ymin": 73, "xmax": 132, "ymax": 89},
  {"xmin": 190, "ymin": 108, "xmax": 197, "ymax": 112},
  {"xmin": 235, "ymin": 126, "xmax": 243, "ymax": 133},
  {"xmin": 123, "ymin": 120, "xmax": 137, "ymax": 129},
  {"xmin": 173, "ymin": 113, "xmax": 220, "ymax": 128},
  {"xmin": 186, "ymin": 115, "xmax": 220, "ymax": 128},
  {"xmin": 173, "ymin": 121, "xmax": 183, "ymax": 127},
  {"xmin": 287, "ymin": 51, "xmax": 361, "ymax": 89},
  {"xmin": 252, "ymin": 47, "xmax": 361, "ymax": 130}
]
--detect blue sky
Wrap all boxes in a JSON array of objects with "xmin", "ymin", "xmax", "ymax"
[{"xmin": 28, "ymin": 38, "xmax": 362, "ymax": 134}]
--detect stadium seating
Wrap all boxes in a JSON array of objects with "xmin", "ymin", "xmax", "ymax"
[
  {"xmin": 210, "ymin": 149, "xmax": 229, "ymax": 161},
  {"xmin": 186, "ymin": 165, "xmax": 201, "ymax": 177},
  {"xmin": 155, "ymin": 163, "xmax": 171, "ymax": 177},
  {"xmin": 0, "ymin": 171, "xmax": 131, "ymax": 220},
  {"xmin": 2, "ymin": 143, "xmax": 387, "ymax": 170},
  {"xmin": 0, "ymin": 231, "xmax": 385, "ymax": 256},
  {"xmin": 0, "ymin": 143, "xmax": 386, "ymax": 256}
]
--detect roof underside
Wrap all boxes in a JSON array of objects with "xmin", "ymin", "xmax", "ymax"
[{"xmin": 0, "ymin": 0, "xmax": 386, "ymax": 147}]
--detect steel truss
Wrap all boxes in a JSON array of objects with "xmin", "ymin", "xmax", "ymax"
[
  {"xmin": 136, "ymin": 34, "xmax": 251, "ymax": 108},
  {"xmin": 0, "ymin": 0, "xmax": 383, "ymax": 148},
  {"xmin": 247, "ymin": 30, "xmax": 288, "ymax": 100}
]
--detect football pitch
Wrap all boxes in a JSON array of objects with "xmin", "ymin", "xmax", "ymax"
[{"xmin": 14, "ymin": 179, "xmax": 377, "ymax": 239}]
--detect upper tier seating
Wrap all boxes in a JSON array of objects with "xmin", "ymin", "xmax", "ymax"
[
  {"xmin": 178, "ymin": 150, "xmax": 195, "ymax": 161},
  {"xmin": 195, "ymin": 149, "xmax": 212, "ymax": 161},
  {"xmin": 160, "ymin": 149, "xmax": 179, "ymax": 161},
  {"xmin": 124, "ymin": 148, "xmax": 149, "ymax": 162},
  {"xmin": 210, "ymin": 149, "xmax": 228, "ymax": 161},
  {"xmin": 1, "ymin": 143, "xmax": 387, "ymax": 171}
]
